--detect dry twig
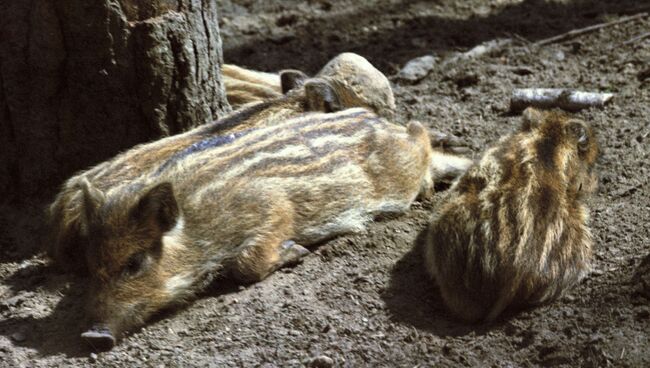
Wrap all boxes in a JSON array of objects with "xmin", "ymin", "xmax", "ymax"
[
  {"xmin": 510, "ymin": 89, "xmax": 614, "ymax": 112},
  {"xmin": 622, "ymin": 31, "xmax": 650, "ymax": 46},
  {"xmin": 534, "ymin": 12, "xmax": 648, "ymax": 46}
]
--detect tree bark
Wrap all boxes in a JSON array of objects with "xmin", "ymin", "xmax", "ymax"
[{"xmin": 0, "ymin": 0, "xmax": 230, "ymax": 203}]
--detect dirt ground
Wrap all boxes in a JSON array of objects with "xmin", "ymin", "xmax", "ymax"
[{"xmin": 1, "ymin": 0, "xmax": 649, "ymax": 366}]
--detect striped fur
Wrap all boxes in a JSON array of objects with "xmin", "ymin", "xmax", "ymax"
[
  {"xmin": 45, "ymin": 91, "xmax": 317, "ymax": 272},
  {"xmin": 46, "ymin": 62, "xmax": 391, "ymax": 272},
  {"xmin": 222, "ymin": 64, "xmax": 283, "ymax": 109},
  {"xmin": 48, "ymin": 55, "xmax": 396, "ymax": 272},
  {"xmin": 79, "ymin": 108, "xmax": 435, "ymax": 341},
  {"xmin": 424, "ymin": 108, "xmax": 599, "ymax": 323}
]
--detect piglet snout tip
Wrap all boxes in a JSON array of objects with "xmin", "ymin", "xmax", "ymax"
[{"xmin": 81, "ymin": 324, "xmax": 116, "ymax": 351}]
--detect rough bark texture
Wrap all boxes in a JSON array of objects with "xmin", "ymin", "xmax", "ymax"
[{"xmin": 0, "ymin": 0, "xmax": 230, "ymax": 203}]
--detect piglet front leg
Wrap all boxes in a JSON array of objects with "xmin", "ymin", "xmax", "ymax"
[{"xmin": 81, "ymin": 323, "xmax": 116, "ymax": 351}]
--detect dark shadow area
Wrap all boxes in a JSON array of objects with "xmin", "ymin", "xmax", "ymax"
[
  {"xmin": 0, "ymin": 202, "xmax": 49, "ymax": 263},
  {"xmin": 0, "ymin": 263, "xmax": 89, "ymax": 357},
  {"xmin": 632, "ymin": 251, "xmax": 650, "ymax": 300},
  {"xmin": 381, "ymin": 225, "xmax": 517, "ymax": 337},
  {"xmin": 382, "ymin": 225, "xmax": 480, "ymax": 336},
  {"xmin": 222, "ymin": 0, "xmax": 648, "ymax": 74},
  {"xmin": 0, "ymin": 261, "xmax": 246, "ymax": 356}
]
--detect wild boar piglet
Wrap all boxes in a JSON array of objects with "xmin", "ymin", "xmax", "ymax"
[
  {"xmin": 46, "ymin": 62, "xmax": 387, "ymax": 273},
  {"xmin": 78, "ymin": 107, "xmax": 464, "ymax": 349},
  {"xmin": 424, "ymin": 107, "xmax": 599, "ymax": 323},
  {"xmin": 224, "ymin": 52, "xmax": 396, "ymax": 119}
]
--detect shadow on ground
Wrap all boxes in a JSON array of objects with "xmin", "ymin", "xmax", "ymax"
[
  {"xmin": 0, "ymin": 203, "xmax": 48, "ymax": 263},
  {"xmin": 0, "ymin": 261, "xmax": 243, "ymax": 357},
  {"xmin": 223, "ymin": 0, "xmax": 647, "ymax": 73},
  {"xmin": 381, "ymin": 225, "xmax": 523, "ymax": 337}
]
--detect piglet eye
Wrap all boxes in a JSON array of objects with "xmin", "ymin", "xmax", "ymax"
[{"xmin": 123, "ymin": 252, "xmax": 146, "ymax": 278}]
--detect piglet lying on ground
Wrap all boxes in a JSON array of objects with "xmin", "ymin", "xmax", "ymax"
[{"xmin": 74, "ymin": 107, "xmax": 471, "ymax": 349}]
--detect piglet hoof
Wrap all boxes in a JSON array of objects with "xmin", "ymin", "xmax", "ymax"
[
  {"xmin": 81, "ymin": 324, "xmax": 116, "ymax": 351},
  {"xmin": 279, "ymin": 240, "xmax": 310, "ymax": 267}
]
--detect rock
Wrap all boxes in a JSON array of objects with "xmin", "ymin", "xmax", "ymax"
[
  {"xmin": 308, "ymin": 355, "xmax": 334, "ymax": 368},
  {"xmin": 397, "ymin": 55, "xmax": 437, "ymax": 83},
  {"xmin": 89, "ymin": 353, "xmax": 98, "ymax": 363}
]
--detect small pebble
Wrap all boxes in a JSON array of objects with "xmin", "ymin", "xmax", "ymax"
[
  {"xmin": 563, "ymin": 294, "xmax": 576, "ymax": 302},
  {"xmin": 590, "ymin": 269, "xmax": 604, "ymax": 277},
  {"xmin": 89, "ymin": 353, "xmax": 98, "ymax": 362},
  {"xmin": 589, "ymin": 333, "xmax": 605, "ymax": 344},
  {"xmin": 309, "ymin": 355, "xmax": 334, "ymax": 368}
]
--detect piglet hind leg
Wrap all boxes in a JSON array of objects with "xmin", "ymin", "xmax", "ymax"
[
  {"xmin": 227, "ymin": 201, "xmax": 309, "ymax": 284},
  {"xmin": 230, "ymin": 237, "xmax": 310, "ymax": 283}
]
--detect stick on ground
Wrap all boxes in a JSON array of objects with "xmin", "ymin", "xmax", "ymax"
[
  {"xmin": 622, "ymin": 31, "xmax": 650, "ymax": 46},
  {"xmin": 510, "ymin": 89, "xmax": 614, "ymax": 112},
  {"xmin": 534, "ymin": 12, "xmax": 648, "ymax": 46}
]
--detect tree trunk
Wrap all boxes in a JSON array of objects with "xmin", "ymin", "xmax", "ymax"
[{"xmin": 0, "ymin": 0, "xmax": 230, "ymax": 203}]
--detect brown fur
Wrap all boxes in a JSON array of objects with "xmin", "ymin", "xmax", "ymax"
[
  {"xmin": 79, "ymin": 108, "xmax": 440, "ymax": 342},
  {"xmin": 46, "ymin": 57, "xmax": 404, "ymax": 272},
  {"xmin": 46, "ymin": 55, "xmax": 400, "ymax": 273},
  {"xmin": 222, "ymin": 64, "xmax": 283, "ymax": 108},
  {"xmin": 316, "ymin": 53, "xmax": 396, "ymax": 119},
  {"xmin": 424, "ymin": 108, "xmax": 599, "ymax": 323},
  {"xmin": 223, "ymin": 53, "xmax": 396, "ymax": 118},
  {"xmin": 46, "ymin": 84, "xmax": 332, "ymax": 273}
]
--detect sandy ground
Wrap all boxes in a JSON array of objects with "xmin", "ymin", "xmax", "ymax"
[{"xmin": 1, "ymin": 0, "xmax": 649, "ymax": 366}]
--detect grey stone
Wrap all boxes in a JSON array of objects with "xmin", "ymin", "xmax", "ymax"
[
  {"xmin": 309, "ymin": 355, "xmax": 334, "ymax": 368},
  {"xmin": 397, "ymin": 55, "xmax": 437, "ymax": 83}
]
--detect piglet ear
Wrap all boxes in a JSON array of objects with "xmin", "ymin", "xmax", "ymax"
[
  {"xmin": 78, "ymin": 178, "xmax": 105, "ymax": 230},
  {"xmin": 131, "ymin": 182, "xmax": 179, "ymax": 234},
  {"xmin": 280, "ymin": 69, "xmax": 309, "ymax": 94},
  {"xmin": 304, "ymin": 78, "xmax": 342, "ymax": 113},
  {"xmin": 566, "ymin": 120, "xmax": 590, "ymax": 152},
  {"xmin": 521, "ymin": 107, "xmax": 544, "ymax": 131}
]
